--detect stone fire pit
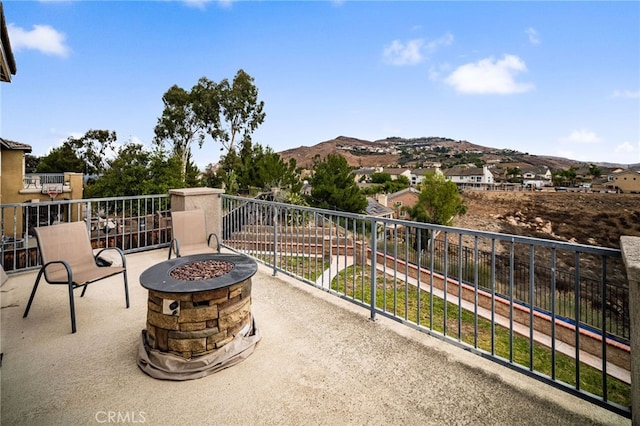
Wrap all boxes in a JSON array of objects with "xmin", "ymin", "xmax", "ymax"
[{"xmin": 137, "ymin": 253, "xmax": 261, "ymax": 380}]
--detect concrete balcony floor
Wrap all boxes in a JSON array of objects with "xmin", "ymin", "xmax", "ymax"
[{"xmin": 1, "ymin": 249, "xmax": 629, "ymax": 425}]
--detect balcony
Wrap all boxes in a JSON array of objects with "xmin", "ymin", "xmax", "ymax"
[
  {"xmin": 0, "ymin": 248, "xmax": 628, "ymax": 425},
  {"xmin": 0, "ymin": 191, "xmax": 635, "ymax": 422},
  {"xmin": 20, "ymin": 173, "xmax": 71, "ymax": 193}
]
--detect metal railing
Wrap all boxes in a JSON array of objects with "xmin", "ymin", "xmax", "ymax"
[
  {"xmin": 1, "ymin": 195, "xmax": 171, "ymax": 271},
  {"xmin": 0, "ymin": 193, "xmax": 631, "ymax": 417},
  {"xmin": 221, "ymin": 194, "xmax": 630, "ymax": 417},
  {"xmin": 22, "ymin": 173, "xmax": 66, "ymax": 189}
]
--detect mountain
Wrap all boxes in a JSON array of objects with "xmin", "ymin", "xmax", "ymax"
[{"xmin": 278, "ymin": 135, "xmax": 638, "ymax": 171}]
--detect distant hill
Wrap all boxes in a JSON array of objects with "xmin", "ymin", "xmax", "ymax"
[{"xmin": 278, "ymin": 135, "xmax": 638, "ymax": 171}]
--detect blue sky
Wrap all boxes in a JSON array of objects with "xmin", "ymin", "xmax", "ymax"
[{"xmin": 1, "ymin": 0, "xmax": 639, "ymax": 169}]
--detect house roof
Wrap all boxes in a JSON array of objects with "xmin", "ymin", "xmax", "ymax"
[
  {"xmin": 387, "ymin": 187, "xmax": 420, "ymax": 200},
  {"xmin": 365, "ymin": 197, "xmax": 394, "ymax": 217},
  {"xmin": 0, "ymin": 137, "xmax": 32, "ymax": 152},
  {"xmin": 521, "ymin": 166, "xmax": 549, "ymax": 175},
  {"xmin": 1, "ymin": 2, "xmax": 17, "ymax": 83},
  {"xmin": 613, "ymin": 169, "xmax": 640, "ymax": 177},
  {"xmin": 444, "ymin": 166, "xmax": 484, "ymax": 177},
  {"xmin": 383, "ymin": 168, "xmax": 410, "ymax": 175}
]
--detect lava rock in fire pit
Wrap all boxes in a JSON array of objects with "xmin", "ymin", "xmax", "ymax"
[{"xmin": 169, "ymin": 260, "xmax": 234, "ymax": 281}]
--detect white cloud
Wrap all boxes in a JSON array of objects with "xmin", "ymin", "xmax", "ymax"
[
  {"xmin": 8, "ymin": 23, "xmax": 70, "ymax": 57},
  {"xmin": 614, "ymin": 141, "xmax": 635, "ymax": 154},
  {"xmin": 525, "ymin": 27, "xmax": 540, "ymax": 45},
  {"xmin": 612, "ymin": 90, "xmax": 640, "ymax": 99},
  {"xmin": 444, "ymin": 54, "xmax": 534, "ymax": 95},
  {"xmin": 425, "ymin": 33, "xmax": 454, "ymax": 53},
  {"xmin": 559, "ymin": 129, "xmax": 602, "ymax": 144},
  {"xmin": 383, "ymin": 33, "xmax": 453, "ymax": 66},
  {"xmin": 383, "ymin": 39, "xmax": 425, "ymax": 66}
]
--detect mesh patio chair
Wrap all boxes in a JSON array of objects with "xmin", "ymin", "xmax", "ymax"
[
  {"xmin": 23, "ymin": 221, "xmax": 130, "ymax": 333},
  {"xmin": 168, "ymin": 210, "xmax": 220, "ymax": 259}
]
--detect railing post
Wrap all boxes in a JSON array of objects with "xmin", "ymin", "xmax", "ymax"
[
  {"xmin": 169, "ymin": 188, "xmax": 224, "ymax": 240},
  {"xmin": 621, "ymin": 236, "xmax": 640, "ymax": 424},
  {"xmin": 273, "ymin": 206, "xmax": 279, "ymax": 276},
  {"xmin": 370, "ymin": 218, "xmax": 377, "ymax": 321}
]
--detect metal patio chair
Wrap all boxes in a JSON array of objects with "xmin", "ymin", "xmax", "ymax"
[
  {"xmin": 23, "ymin": 221, "xmax": 130, "ymax": 333},
  {"xmin": 168, "ymin": 209, "xmax": 220, "ymax": 259}
]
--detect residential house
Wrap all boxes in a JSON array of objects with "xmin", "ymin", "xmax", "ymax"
[
  {"xmin": 378, "ymin": 187, "xmax": 420, "ymax": 220},
  {"xmin": 353, "ymin": 167, "xmax": 382, "ymax": 183},
  {"xmin": 382, "ymin": 168, "xmax": 412, "ymax": 182},
  {"xmin": 1, "ymin": 138, "xmax": 84, "ymax": 239},
  {"xmin": 611, "ymin": 169, "xmax": 640, "ymax": 194},
  {"xmin": 444, "ymin": 165, "xmax": 494, "ymax": 190},
  {"xmin": 410, "ymin": 167, "xmax": 442, "ymax": 187},
  {"xmin": 522, "ymin": 166, "xmax": 552, "ymax": 188}
]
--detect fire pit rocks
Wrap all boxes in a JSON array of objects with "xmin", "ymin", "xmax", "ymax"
[{"xmin": 137, "ymin": 253, "xmax": 261, "ymax": 380}]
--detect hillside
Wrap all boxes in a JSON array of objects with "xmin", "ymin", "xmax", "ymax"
[
  {"xmin": 279, "ymin": 135, "xmax": 637, "ymax": 171},
  {"xmin": 455, "ymin": 191, "xmax": 640, "ymax": 250}
]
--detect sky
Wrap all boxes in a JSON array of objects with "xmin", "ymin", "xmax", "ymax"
[{"xmin": 1, "ymin": 0, "xmax": 639, "ymax": 170}]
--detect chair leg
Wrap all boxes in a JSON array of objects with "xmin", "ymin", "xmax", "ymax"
[
  {"xmin": 68, "ymin": 281, "xmax": 77, "ymax": 333},
  {"xmin": 80, "ymin": 285, "xmax": 88, "ymax": 297},
  {"xmin": 123, "ymin": 272, "xmax": 130, "ymax": 308},
  {"xmin": 23, "ymin": 269, "xmax": 45, "ymax": 318}
]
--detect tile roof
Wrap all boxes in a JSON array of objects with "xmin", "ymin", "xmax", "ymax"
[{"xmin": 0, "ymin": 137, "xmax": 32, "ymax": 151}]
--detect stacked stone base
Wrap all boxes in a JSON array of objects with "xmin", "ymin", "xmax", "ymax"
[{"xmin": 145, "ymin": 277, "xmax": 252, "ymax": 359}]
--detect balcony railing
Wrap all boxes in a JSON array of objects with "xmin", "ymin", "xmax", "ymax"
[
  {"xmin": 220, "ymin": 195, "xmax": 630, "ymax": 417},
  {"xmin": 0, "ymin": 193, "xmax": 632, "ymax": 417},
  {"xmin": 22, "ymin": 173, "xmax": 67, "ymax": 190}
]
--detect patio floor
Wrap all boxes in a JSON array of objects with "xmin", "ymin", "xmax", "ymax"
[{"xmin": 0, "ymin": 249, "xmax": 629, "ymax": 425}]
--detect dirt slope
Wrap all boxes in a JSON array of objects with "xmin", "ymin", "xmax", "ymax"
[{"xmin": 455, "ymin": 191, "xmax": 640, "ymax": 250}]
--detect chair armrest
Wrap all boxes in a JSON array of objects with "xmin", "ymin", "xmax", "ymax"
[
  {"xmin": 42, "ymin": 260, "xmax": 73, "ymax": 284},
  {"xmin": 207, "ymin": 233, "xmax": 221, "ymax": 253},
  {"xmin": 94, "ymin": 247, "xmax": 126, "ymax": 268},
  {"xmin": 168, "ymin": 238, "xmax": 180, "ymax": 259}
]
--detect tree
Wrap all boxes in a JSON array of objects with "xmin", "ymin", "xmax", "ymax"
[
  {"xmin": 215, "ymin": 142, "xmax": 301, "ymax": 196},
  {"xmin": 210, "ymin": 69, "xmax": 265, "ymax": 155},
  {"xmin": 588, "ymin": 164, "xmax": 602, "ymax": 178},
  {"xmin": 406, "ymin": 172, "xmax": 466, "ymax": 226},
  {"xmin": 404, "ymin": 172, "xmax": 466, "ymax": 249},
  {"xmin": 65, "ymin": 129, "xmax": 117, "ymax": 175},
  {"xmin": 154, "ymin": 84, "xmax": 210, "ymax": 178},
  {"xmin": 506, "ymin": 167, "xmax": 522, "ymax": 183},
  {"xmin": 84, "ymin": 144, "xmax": 186, "ymax": 198},
  {"xmin": 307, "ymin": 154, "xmax": 367, "ymax": 213},
  {"xmin": 25, "ymin": 154, "xmax": 40, "ymax": 173},
  {"xmin": 371, "ymin": 172, "xmax": 392, "ymax": 184},
  {"xmin": 154, "ymin": 69, "xmax": 265, "ymax": 176},
  {"xmin": 36, "ymin": 144, "xmax": 84, "ymax": 173}
]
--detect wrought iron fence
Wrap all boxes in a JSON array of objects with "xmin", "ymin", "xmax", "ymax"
[
  {"xmin": 221, "ymin": 194, "xmax": 630, "ymax": 417},
  {"xmin": 1, "ymin": 195, "xmax": 171, "ymax": 271}
]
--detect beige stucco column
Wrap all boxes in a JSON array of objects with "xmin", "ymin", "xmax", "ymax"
[
  {"xmin": 621, "ymin": 236, "xmax": 640, "ymax": 425},
  {"xmin": 169, "ymin": 188, "xmax": 224, "ymax": 241}
]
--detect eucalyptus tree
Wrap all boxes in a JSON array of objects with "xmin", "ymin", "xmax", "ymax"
[
  {"xmin": 208, "ymin": 69, "xmax": 265, "ymax": 155},
  {"xmin": 153, "ymin": 84, "xmax": 210, "ymax": 178},
  {"xmin": 63, "ymin": 129, "xmax": 118, "ymax": 176},
  {"xmin": 154, "ymin": 69, "xmax": 265, "ymax": 178}
]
